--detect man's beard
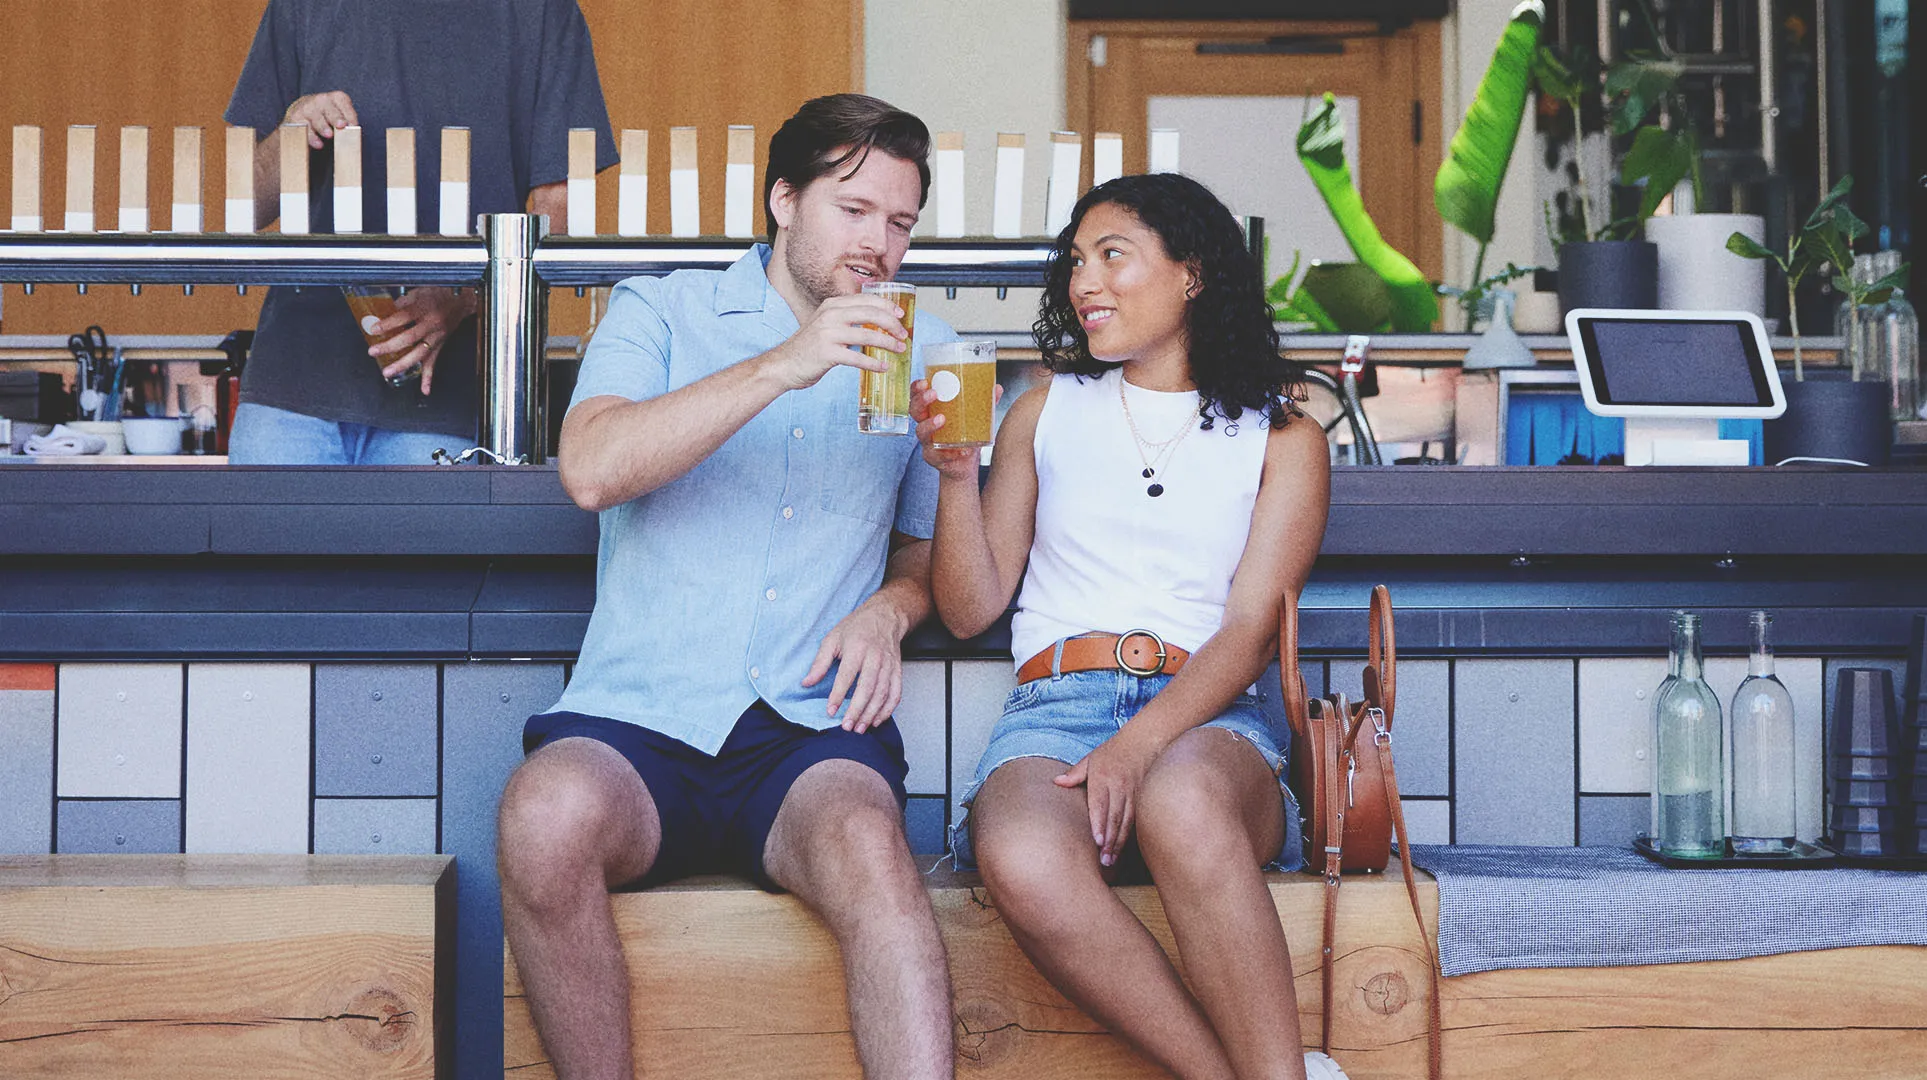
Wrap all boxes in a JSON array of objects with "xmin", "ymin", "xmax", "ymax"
[{"xmin": 785, "ymin": 226, "xmax": 859, "ymax": 308}]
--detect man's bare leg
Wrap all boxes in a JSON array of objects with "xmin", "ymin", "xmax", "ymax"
[
  {"xmin": 498, "ymin": 737, "xmax": 662, "ymax": 1080},
  {"xmin": 970, "ymin": 757, "xmax": 1238, "ymax": 1080},
  {"xmin": 1136, "ymin": 730, "xmax": 1306, "ymax": 1080},
  {"xmin": 762, "ymin": 760, "xmax": 953, "ymax": 1079}
]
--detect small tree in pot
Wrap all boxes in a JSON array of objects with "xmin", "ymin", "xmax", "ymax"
[{"xmin": 1726, "ymin": 175, "xmax": 1910, "ymax": 464}]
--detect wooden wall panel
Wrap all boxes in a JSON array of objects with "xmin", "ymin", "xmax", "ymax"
[{"xmin": 0, "ymin": 0, "xmax": 859, "ymax": 338}]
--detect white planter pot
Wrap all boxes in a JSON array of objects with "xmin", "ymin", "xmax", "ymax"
[{"xmin": 1647, "ymin": 213, "xmax": 1767, "ymax": 314}]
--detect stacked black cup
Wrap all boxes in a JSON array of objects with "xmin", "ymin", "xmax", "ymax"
[
  {"xmin": 1904, "ymin": 616, "xmax": 1927, "ymax": 856},
  {"xmin": 1828, "ymin": 667, "xmax": 1902, "ymax": 857}
]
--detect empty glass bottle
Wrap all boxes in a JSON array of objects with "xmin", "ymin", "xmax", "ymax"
[
  {"xmin": 1729, "ymin": 611, "xmax": 1798, "ymax": 854},
  {"xmin": 1653, "ymin": 612, "xmax": 1725, "ymax": 857},
  {"xmin": 1835, "ymin": 250, "xmax": 1919, "ymax": 420},
  {"xmin": 1649, "ymin": 611, "xmax": 1684, "ymax": 841}
]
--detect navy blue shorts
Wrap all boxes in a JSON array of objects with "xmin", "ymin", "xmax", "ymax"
[{"xmin": 522, "ymin": 702, "xmax": 909, "ymax": 890}]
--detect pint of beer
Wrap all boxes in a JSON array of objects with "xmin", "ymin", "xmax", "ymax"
[
  {"xmin": 858, "ymin": 280, "xmax": 916, "ymax": 435},
  {"xmin": 924, "ymin": 340, "xmax": 996, "ymax": 448},
  {"xmin": 342, "ymin": 285, "xmax": 419, "ymax": 386}
]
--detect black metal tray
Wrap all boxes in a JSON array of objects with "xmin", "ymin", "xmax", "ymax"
[
  {"xmin": 1632, "ymin": 835, "xmax": 1838, "ymax": 869},
  {"xmin": 1813, "ymin": 838, "xmax": 1927, "ymax": 870}
]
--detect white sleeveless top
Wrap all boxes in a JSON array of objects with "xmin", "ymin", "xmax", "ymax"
[{"xmin": 1009, "ymin": 368, "xmax": 1270, "ymax": 672}]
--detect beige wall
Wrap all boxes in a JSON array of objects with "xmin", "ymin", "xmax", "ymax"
[{"xmin": 865, "ymin": 0, "xmax": 1543, "ymax": 332}]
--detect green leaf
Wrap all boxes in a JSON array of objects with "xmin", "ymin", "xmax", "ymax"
[
  {"xmin": 1620, "ymin": 125, "xmax": 1694, "ymax": 220},
  {"xmin": 1296, "ymin": 94, "xmax": 1440, "ymax": 331},
  {"xmin": 1724, "ymin": 232, "xmax": 1776, "ymax": 261},
  {"xmin": 1300, "ymin": 261, "xmax": 1394, "ymax": 334},
  {"xmin": 1532, "ymin": 44, "xmax": 1583, "ymax": 106},
  {"xmin": 1867, "ymin": 264, "xmax": 1912, "ymax": 295},
  {"xmin": 1435, "ymin": 0, "xmax": 1544, "ymax": 246},
  {"xmin": 1277, "ymin": 284, "xmax": 1342, "ymax": 332},
  {"xmin": 1604, "ymin": 57, "xmax": 1682, "ymax": 135},
  {"xmin": 1803, "ymin": 175, "xmax": 1855, "ymax": 230}
]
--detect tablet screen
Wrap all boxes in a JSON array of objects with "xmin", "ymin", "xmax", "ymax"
[{"xmin": 1574, "ymin": 317, "xmax": 1777, "ymax": 407}]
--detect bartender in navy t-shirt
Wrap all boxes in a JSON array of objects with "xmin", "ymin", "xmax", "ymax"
[{"xmin": 223, "ymin": 0, "xmax": 616, "ymax": 464}]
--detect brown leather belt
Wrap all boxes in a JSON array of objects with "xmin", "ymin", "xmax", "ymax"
[{"xmin": 1016, "ymin": 629, "xmax": 1191, "ymax": 684}]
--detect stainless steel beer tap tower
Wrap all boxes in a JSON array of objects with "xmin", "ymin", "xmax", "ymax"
[{"xmin": 0, "ymin": 216, "xmax": 1060, "ymax": 464}]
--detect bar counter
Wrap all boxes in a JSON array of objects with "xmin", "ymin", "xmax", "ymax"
[{"xmin": 6, "ymin": 463, "xmax": 1927, "ymax": 659}]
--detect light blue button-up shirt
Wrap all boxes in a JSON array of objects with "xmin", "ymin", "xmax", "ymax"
[{"xmin": 547, "ymin": 245, "xmax": 956, "ymax": 754}]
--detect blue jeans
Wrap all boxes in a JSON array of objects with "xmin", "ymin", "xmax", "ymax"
[
  {"xmin": 227, "ymin": 403, "xmax": 468, "ymax": 465},
  {"xmin": 950, "ymin": 667, "xmax": 1305, "ymax": 872}
]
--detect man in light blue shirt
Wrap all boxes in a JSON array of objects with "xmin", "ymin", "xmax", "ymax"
[{"xmin": 497, "ymin": 95, "xmax": 958, "ymax": 1079}]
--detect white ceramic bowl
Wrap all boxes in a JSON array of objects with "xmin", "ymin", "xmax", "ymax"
[
  {"xmin": 120, "ymin": 417, "xmax": 184, "ymax": 455},
  {"xmin": 65, "ymin": 420, "xmax": 128, "ymax": 456}
]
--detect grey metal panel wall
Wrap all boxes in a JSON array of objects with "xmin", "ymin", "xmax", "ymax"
[
  {"xmin": 1579, "ymin": 794, "xmax": 1651, "ymax": 847},
  {"xmin": 315, "ymin": 664, "xmax": 440, "ymax": 796},
  {"xmin": 314, "ymin": 797, "xmax": 439, "ymax": 854},
  {"xmin": 1453, "ymin": 660, "xmax": 1576, "ymax": 845},
  {"xmin": 0, "ymin": 686, "xmax": 54, "ymax": 853},
  {"xmin": 1329, "ymin": 659, "xmax": 1449, "ymax": 797},
  {"xmin": 441, "ymin": 661, "xmax": 564, "ymax": 1080},
  {"xmin": 55, "ymin": 800, "xmax": 182, "ymax": 853}
]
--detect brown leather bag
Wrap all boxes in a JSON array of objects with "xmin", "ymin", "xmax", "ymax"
[{"xmin": 1280, "ymin": 585, "xmax": 1441, "ymax": 1079}]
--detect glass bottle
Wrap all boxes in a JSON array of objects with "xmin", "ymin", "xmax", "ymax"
[
  {"xmin": 1874, "ymin": 250, "xmax": 1918, "ymax": 421},
  {"xmin": 1729, "ymin": 611, "xmax": 1798, "ymax": 854},
  {"xmin": 1653, "ymin": 612, "xmax": 1725, "ymax": 858},
  {"xmin": 1649, "ymin": 611, "xmax": 1683, "ymax": 841}
]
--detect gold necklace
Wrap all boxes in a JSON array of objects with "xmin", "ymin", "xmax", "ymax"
[{"xmin": 1119, "ymin": 374, "xmax": 1198, "ymax": 498}]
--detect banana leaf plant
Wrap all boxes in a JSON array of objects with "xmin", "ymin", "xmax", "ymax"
[
  {"xmin": 1268, "ymin": 246, "xmax": 1396, "ymax": 333},
  {"xmin": 1286, "ymin": 94, "xmax": 1437, "ymax": 332},
  {"xmin": 1435, "ymin": 0, "xmax": 1544, "ymax": 304}
]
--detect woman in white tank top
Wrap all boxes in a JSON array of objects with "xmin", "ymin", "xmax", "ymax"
[{"xmin": 912, "ymin": 174, "xmax": 1338, "ymax": 1080}]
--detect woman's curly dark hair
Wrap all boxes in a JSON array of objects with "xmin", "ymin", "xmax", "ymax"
[{"xmin": 1033, "ymin": 173, "xmax": 1304, "ymax": 430}]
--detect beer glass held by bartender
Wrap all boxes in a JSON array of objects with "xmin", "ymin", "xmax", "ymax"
[{"xmin": 222, "ymin": 0, "xmax": 616, "ymax": 464}]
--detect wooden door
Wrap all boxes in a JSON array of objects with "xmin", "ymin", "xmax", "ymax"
[{"xmin": 1066, "ymin": 19, "xmax": 1444, "ymax": 291}]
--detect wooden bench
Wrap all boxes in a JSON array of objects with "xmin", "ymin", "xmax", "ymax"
[
  {"xmin": 0, "ymin": 854, "xmax": 451, "ymax": 1080},
  {"xmin": 505, "ymin": 867, "xmax": 1927, "ymax": 1078}
]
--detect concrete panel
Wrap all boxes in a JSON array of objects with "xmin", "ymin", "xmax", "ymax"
[
  {"xmin": 56, "ymin": 663, "xmax": 183, "ymax": 798},
  {"xmin": 947, "ymin": 660, "xmax": 1016, "ymax": 829},
  {"xmin": 905, "ymin": 796, "xmax": 948, "ymax": 856},
  {"xmin": 56, "ymin": 799, "xmax": 181, "ymax": 853},
  {"xmin": 1454, "ymin": 660, "xmax": 1575, "ymax": 846},
  {"xmin": 185, "ymin": 664, "xmax": 310, "ymax": 854},
  {"xmin": 1330, "ymin": 659, "xmax": 1449, "ymax": 796},
  {"xmin": 313, "ymin": 798, "xmax": 438, "ymax": 855},
  {"xmin": 0, "ymin": 678, "xmax": 55, "ymax": 853},
  {"xmin": 1399, "ymin": 798, "xmax": 1451, "ymax": 846},
  {"xmin": 896, "ymin": 660, "xmax": 946, "ymax": 796},
  {"xmin": 443, "ymin": 661, "xmax": 565, "ymax": 1080},
  {"xmin": 315, "ymin": 663, "xmax": 439, "ymax": 796},
  {"xmin": 1579, "ymin": 794, "xmax": 1652, "ymax": 848},
  {"xmin": 1578, "ymin": 657, "xmax": 1667, "ymax": 794}
]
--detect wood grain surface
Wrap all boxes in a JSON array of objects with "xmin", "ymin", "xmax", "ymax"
[{"xmin": 0, "ymin": 854, "xmax": 452, "ymax": 1080}]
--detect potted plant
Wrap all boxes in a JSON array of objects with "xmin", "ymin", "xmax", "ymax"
[{"xmin": 1727, "ymin": 176, "xmax": 1909, "ymax": 465}]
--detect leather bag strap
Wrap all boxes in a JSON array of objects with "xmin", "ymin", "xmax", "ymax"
[{"xmin": 1374, "ymin": 713, "xmax": 1441, "ymax": 1080}]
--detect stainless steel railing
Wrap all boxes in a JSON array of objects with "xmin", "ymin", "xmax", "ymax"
[{"xmin": 0, "ymin": 216, "xmax": 1058, "ymax": 464}]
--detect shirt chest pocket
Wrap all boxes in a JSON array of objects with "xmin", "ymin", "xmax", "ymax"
[{"xmin": 815, "ymin": 395, "xmax": 905, "ymax": 529}]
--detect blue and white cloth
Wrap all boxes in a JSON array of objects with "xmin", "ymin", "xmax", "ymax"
[{"xmin": 1411, "ymin": 844, "xmax": 1927, "ymax": 977}]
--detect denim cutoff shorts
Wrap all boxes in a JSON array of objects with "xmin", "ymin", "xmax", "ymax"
[{"xmin": 949, "ymin": 667, "xmax": 1305, "ymax": 873}]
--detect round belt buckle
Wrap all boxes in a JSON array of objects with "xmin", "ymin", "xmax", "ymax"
[{"xmin": 1115, "ymin": 629, "xmax": 1169, "ymax": 677}]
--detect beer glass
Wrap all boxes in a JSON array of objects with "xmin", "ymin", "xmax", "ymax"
[
  {"xmin": 342, "ymin": 285, "xmax": 419, "ymax": 387},
  {"xmin": 924, "ymin": 340, "xmax": 997, "ymax": 448},
  {"xmin": 858, "ymin": 280, "xmax": 916, "ymax": 435}
]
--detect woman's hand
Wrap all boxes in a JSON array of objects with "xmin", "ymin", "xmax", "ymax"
[
  {"xmin": 1054, "ymin": 723, "xmax": 1169, "ymax": 867},
  {"xmin": 911, "ymin": 378, "xmax": 998, "ymax": 482}
]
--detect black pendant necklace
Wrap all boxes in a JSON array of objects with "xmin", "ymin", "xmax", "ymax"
[{"xmin": 1147, "ymin": 482, "xmax": 1165, "ymax": 497}]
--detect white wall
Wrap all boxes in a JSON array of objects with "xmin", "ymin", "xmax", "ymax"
[
  {"xmin": 866, "ymin": 0, "xmax": 1067, "ymax": 331},
  {"xmin": 865, "ymin": 0, "xmax": 1541, "ymax": 332}
]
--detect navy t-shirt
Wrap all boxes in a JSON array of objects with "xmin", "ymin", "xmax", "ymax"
[{"xmin": 225, "ymin": 0, "xmax": 617, "ymax": 436}]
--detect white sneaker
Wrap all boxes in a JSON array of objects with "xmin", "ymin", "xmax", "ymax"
[{"xmin": 1304, "ymin": 1050, "xmax": 1352, "ymax": 1080}]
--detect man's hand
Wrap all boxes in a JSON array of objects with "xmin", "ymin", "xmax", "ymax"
[
  {"xmin": 369, "ymin": 287, "xmax": 476, "ymax": 394},
  {"xmin": 282, "ymin": 91, "xmax": 358, "ymax": 148},
  {"xmin": 1054, "ymin": 724, "xmax": 1170, "ymax": 867},
  {"xmin": 761, "ymin": 293, "xmax": 907, "ymax": 392},
  {"xmin": 802, "ymin": 600, "xmax": 910, "ymax": 734}
]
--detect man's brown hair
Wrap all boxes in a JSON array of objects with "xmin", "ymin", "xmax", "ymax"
[{"xmin": 764, "ymin": 94, "xmax": 932, "ymax": 237}]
